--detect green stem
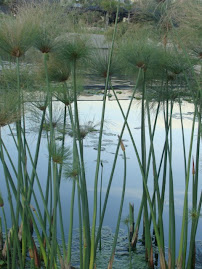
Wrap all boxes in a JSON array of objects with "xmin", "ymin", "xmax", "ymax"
[
  {"xmin": 90, "ymin": 3, "xmax": 120, "ymax": 267},
  {"xmin": 99, "ymin": 161, "xmax": 103, "ymax": 251},
  {"xmin": 108, "ymin": 149, "xmax": 127, "ymax": 268},
  {"xmin": 177, "ymin": 105, "xmax": 197, "ymax": 267},
  {"xmin": 95, "ymin": 69, "xmax": 141, "ymax": 251},
  {"xmin": 72, "ymin": 59, "xmax": 91, "ymax": 266},
  {"xmin": 66, "ymin": 180, "xmax": 76, "ymax": 265}
]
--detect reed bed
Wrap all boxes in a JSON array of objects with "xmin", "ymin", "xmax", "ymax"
[{"xmin": 0, "ymin": 0, "xmax": 201, "ymax": 268}]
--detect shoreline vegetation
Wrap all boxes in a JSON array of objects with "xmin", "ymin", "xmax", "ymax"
[{"xmin": 0, "ymin": 0, "xmax": 201, "ymax": 268}]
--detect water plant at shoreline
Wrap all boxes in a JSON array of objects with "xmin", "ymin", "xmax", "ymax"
[{"xmin": 0, "ymin": 0, "xmax": 201, "ymax": 268}]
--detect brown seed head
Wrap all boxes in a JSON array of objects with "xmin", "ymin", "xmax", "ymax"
[
  {"xmin": 136, "ymin": 61, "xmax": 145, "ymax": 69},
  {"xmin": 40, "ymin": 46, "xmax": 51, "ymax": 53},
  {"xmin": 11, "ymin": 47, "xmax": 23, "ymax": 57},
  {"xmin": 38, "ymin": 105, "xmax": 47, "ymax": 111},
  {"xmin": 118, "ymin": 135, "xmax": 125, "ymax": 152}
]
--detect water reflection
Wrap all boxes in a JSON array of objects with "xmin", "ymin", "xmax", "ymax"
[{"xmin": 0, "ymin": 96, "xmax": 201, "ymax": 267}]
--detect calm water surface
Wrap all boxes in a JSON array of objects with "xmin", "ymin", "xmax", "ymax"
[{"xmin": 0, "ymin": 93, "xmax": 201, "ymax": 268}]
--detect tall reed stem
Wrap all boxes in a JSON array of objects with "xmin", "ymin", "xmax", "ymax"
[
  {"xmin": 95, "ymin": 69, "xmax": 141, "ymax": 251},
  {"xmin": 90, "ymin": 2, "xmax": 120, "ymax": 267},
  {"xmin": 177, "ymin": 106, "xmax": 197, "ymax": 268},
  {"xmin": 108, "ymin": 145, "xmax": 127, "ymax": 269}
]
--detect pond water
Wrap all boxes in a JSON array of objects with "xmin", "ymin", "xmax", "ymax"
[{"xmin": 0, "ymin": 85, "xmax": 202, "ymax": 268}]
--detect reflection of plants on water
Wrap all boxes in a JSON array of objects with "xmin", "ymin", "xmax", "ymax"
[{"xmin": 0, "ymin": 0, "xmax": 201, "ymax": 268}]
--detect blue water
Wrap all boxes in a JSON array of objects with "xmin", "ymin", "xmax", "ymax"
[{"xmin": 0, "ymin": 95, "xmax": 201, "ymax": 268}]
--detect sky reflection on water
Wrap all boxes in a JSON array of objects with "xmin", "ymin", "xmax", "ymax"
[{"xmin": 0, "ymin": 97, "xmax": 201, "ymax": 267}]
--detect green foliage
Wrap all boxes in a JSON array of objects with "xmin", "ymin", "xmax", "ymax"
[
  {"xmin": 76, "ymin": 11, "xmax": 103, "ymax": 27},
  {"xmin": 0, "ymin": 66, "xmax": 37, "ymax": 91},
  {"xmin": 67, "ymin": 120, "xmax": 99, "ymax": 139},
  {"xmin": 88, "ymin": 49, "xmax": 121, "ymax": 79},
  {"xmin": 0, "ymin": 91, "xmax": 20, "ymax": 127},
  {"xmin": 54, "ymin": 84, "xmax": 74, "ymax": 106},
  {"xmin": 57, "ymin": 35, "xmax": 90, "ymax": 66},
  {"xmin": 173, "ymin": 0, "xmax": 202, "ymax": 50},
  {"xmin": 100, "ymin": 0, "xmax": 117, "ymax": 12},
  {"xmin": 119, "ymin": 36, "xmax": 164, "ymax": 79},
  {"xmin": 0, "ymin": 1, "xmax": 201, "ymax": 268},
  {"xmin": 123, "ymin": 0, "xmax": 134, "ymax": 11},
  {"xmin": 163, "ymin": 49, "xmax": 193, "ymax": 75},
  {"xmin": 16, "ymin": 1, "xmax": 69, "ymax": 53},
  {"xmin": 0, "ymin": 16, "xmax": 37, "ymax": 58},
  {"xmin": 104, "ymin": 22, "xmax": 130, "ymax": 42},
  {"xmin": 63, "ymin": 159, "xmax": 80, "ymax": 180},
  {"xmin": 42, "ymin": 56, "xmax": 71, "ymax": 83},
  {"xmin": 49, "ymin": 144, "xmax": 72, "ymax": 165}
]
